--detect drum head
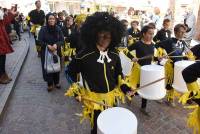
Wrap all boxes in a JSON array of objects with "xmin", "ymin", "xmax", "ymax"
[
  {"xmin": 173, "ymin": 60, "xmax": 195, "ymax": 93},
  {"xmin": 138, "ymin": 65, "xmax": 166, "ymax": 100},
  {"xmin": 119, "ymin": 52, "xmax": 133, "ymax": 76},
  {"xmin": 97, "ymin": 107, "xmax": 137, "ymax": 134}
]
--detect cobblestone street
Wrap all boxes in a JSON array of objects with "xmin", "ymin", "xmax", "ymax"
[{"xmin": 0, "ymin": 35, "xmax": 194, "ymax": 134}]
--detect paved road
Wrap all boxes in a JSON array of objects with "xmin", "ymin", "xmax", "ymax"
[
  {"xmin": 0, "ymin": 37, "xmax": 28, "ymax": 95},
  {"xmin": 0, "ymin": 36, "xmax": 193, "ymax": 134}
]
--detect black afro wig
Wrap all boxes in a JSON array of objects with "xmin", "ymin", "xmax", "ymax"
[{"xmin": 80, "ymin": 12, "xmax": 125, "ymax": 50}]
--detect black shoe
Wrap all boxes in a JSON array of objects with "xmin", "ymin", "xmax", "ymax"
[
  {"xmin": 165, "ymin": 100, "xmax": 176, "ymax": 107},
  {"xmin": 47, "ymin": 86, "xmax": 53, "ymax": 92},
  {"xmin": 140, "ymin": 108, "xmax": 150, "ymax": 117},
  {"xmin": 156, "ymin": 99, "xmax": 164, "ymax": 104},
  {"xmin": 186, "ymin": 100, "xmax": 193, "ymax": 105},
  {"xmin": 37, "ymin": 53, "xmax": 41, "ymax": 58},
  {"xmin": 55, "ymin": 84, "xmax": 61, "ymax": 89}
]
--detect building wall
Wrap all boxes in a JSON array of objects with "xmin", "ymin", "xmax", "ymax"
[{"xmin": 47, "ymin": 0, "xmax": 81, "ymax": 14}]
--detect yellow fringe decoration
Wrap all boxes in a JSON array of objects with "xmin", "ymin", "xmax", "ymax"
[
  {"xmin": 74, "ymin": 14, "xmax": 87, "ymax": 26},
  {"xmin": 185, "ymin": 105, "xmax": 200, "ymax": 134},
  {"xmin": 26, "ymin": 16, "xmax": 30, "ymax": 21},
  {"xmin": 179, "ymin": 81, "xmax": 200, "ymax": 105},
  {"xmin": 61, "ymin": 42, "xmax": 76, "ymax": 57},
  {"xmin": 128, "ymin": 37, "xmax": 138, "ymax": 46},
  {"xmin": 179, "ymin": 91, "xmax": 193, "ymax": 105},
  {"xmin": 164, "ymin": 59, "xmax": 174, "ymax": 85},
  {"xmin": 174, "ymin": 90, "xmax": 182, "ymax": 98},
  {"xmin": 125, "ymin": 62, "xmax": 141, "ymax": 89},
  {"xmin": 30, "ymin": 24, "xmax": 41, "ymax": 33},
  {"xmin": 61, "ymin": 42, "xmax": 76, "ymax": 65},
  {"xmin": 154, "ymin": 47, "xmax": 167, "ymax": 58},
  {"xmin": 186, "ymin": 51, "xmax": 196, "ymax": 61},
  {"xmin": 122, "ymin": 48, "xmax": 136, "ymax": 58},
  {"xmin": 36, "ymin": 45, "xmax": 41, "ymax": 52},
  {"xmin": 65, "ymin": 83, "xmax": 125, "ymax": 127},
  {"xmin": 166, "ymin": 89, "xmax": 175, "ymax": 101},
  {"xmin": 116, "ymin": 47, "xmax": 126, "ymax": 53},
  {"xmin": 166, "ymin": 89, "xmax": 182, "ymax": 101}
]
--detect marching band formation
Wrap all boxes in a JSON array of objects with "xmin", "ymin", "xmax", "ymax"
[{"xmin": 1, "ymin": 0, "xmax": 200, "ymax": 134}]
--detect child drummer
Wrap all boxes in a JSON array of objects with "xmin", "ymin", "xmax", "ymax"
[
  {"xmin": 181, "ymin": 44, "xmax": 200, "ymax": 133},
  {"xmin": 65, "ymin": 12, "xmax": 132, "ymax": 134},
  {"xmin": 156, "ymin": 24, "xmax": 193, "ymax": 106},
  {"xmin": 124, "ymin": 25, "xmax": 158, "ymax": 116}
]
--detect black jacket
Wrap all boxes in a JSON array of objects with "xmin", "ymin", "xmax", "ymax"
[
  {"xmin": 191, "ymin": 44, "xmax": 200, "ymax": 59},
  {"xmin": 127, "ymin": 40, "xmax": 155, "ymax": 66},
  {"xmin": 38, "ymin": 25, "xmax": 64, "ymax": 56},
  {"xmin": 57, "ymin": 19, "xmax": 64, "ymax": 28},
  {"xmin": 66, "ymin": 48, "xmax": 123, "ymax": 93},
  {"xmin": 61, "ymin": 26, "xmax": 74, "ymax": 43},
  {"xmin": 70, "ymin": 29, "xmax": 85, "ymax": 52},
  {"xmin": 28, "ymin": 9, "xmax": 45, "ymax": 26},
  {"xmin": 153, "ymin": 28, "xmax": 171, "ymax": 42},
  {"xmin": 128, "ymin": 28, "xmax": 141, "ymax": 39},
  {"xmin": 157, "ymin": 37, "xmax": 189, "ymax": 62}
]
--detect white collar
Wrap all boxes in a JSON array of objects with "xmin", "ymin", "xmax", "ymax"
[{"xmin": 97, "ymin": 51, "xmax": 112, "ymax": 64}]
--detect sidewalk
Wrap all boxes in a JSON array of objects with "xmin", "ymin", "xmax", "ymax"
[{"xmin": 0, "ymin": 33, "xmax": 30, "ymax": 119}]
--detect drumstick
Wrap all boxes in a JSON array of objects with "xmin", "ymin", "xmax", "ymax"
[
  {"xmin": 133, "ymin": 48, "xmax": 179, "ymax": 61},
  {"xmin": 167, "ymin": 49, "xmax": 177, "ymax": 56},
  {"xmin": 168, "ymin": 55, "xmax": 187, "ymax": 58},
  {"xmin": 138, "ymin": 49, "xmax": 177, "ymax": 61},
  {"xmin": 78, "ymin": 96, "xmax": 113, "ymax": 108},
  {"xmin": 128, "ymin": 77, "xmax": 166, "ymax": 96},
  {"xmin": 138, "ymin": 55, "xmax": 153, "ymax": 61}
]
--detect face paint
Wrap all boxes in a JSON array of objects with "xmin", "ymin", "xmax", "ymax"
[{"xmin": 0, "ymin": 10, "xmax": 4, "ymax": 20}]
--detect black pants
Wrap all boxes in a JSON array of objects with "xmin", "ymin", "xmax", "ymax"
[
  {"xmin": 0, "ymin": 55, "xmax": 6, "ymax": 76},
  {"xmin": 141, "ymin": 98, "xmax": 147, "ymax": 109},
  {"xmin": 46, "ymin": 72, "xmax": 60, "ymax": 86},
  {"xmin": 14, "ymin": 24, "xmax": 21, "ymax": 39},
  {"xmin": 182, "ymin": 62, "xmax": 200, "ymax": 106},
  {"xmin": 34, "ymin": 35, "xmax": 41, "ymax": 54},
  {"xmin": 91, "ymin": 110, "xmax": 101, "ymax": 134},
  {"xmin": 137, "ymin": 83, "xmax": 147, "ymax": 109},
  {"xmin": 182, "ymin": 62, "xmax": 200, "ymax": 83}
]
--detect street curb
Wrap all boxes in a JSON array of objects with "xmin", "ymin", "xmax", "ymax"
[{"xmin": 0, "ymin": 38, "xmax": 30, "ymax": 120}]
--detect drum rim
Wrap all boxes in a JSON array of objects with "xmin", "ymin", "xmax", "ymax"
[
  {"xmin": 137, "ymin": 88, "xmax": 166, "ymax": 100},
  {"xmin": 97, "ymin": 107, "xmax": 138, "ymax": 133}
]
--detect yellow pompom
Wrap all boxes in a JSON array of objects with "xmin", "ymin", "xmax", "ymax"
[{"xmin": 125, "ymin": 62, "xmax": 141, "ymax": 89}]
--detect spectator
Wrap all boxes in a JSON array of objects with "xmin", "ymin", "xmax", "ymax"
[
  {"xmin": 28, "ymin": 0, "xmax": 45, "ymax": 57},
  {"xmin": 119, "ymin": 19, "xmax": 129, "ymax": 47},
  {"xmin": 38, "ymin": 13, "xmax": 64, "ymax": 92},
  {"xmin": 128, "ymin": 20, "xmax": 141, "ymax": 40},
  {"xmin": 57, "ymin": 12, "xmax": 65, "ymax": 28},
  {"xmin": 13, "ymin": 15, "xmax": 21, "ymax": 40},
  {"xmin": 0, "ymin": 7, "xmax": 18, "ymax": 84},
  {"xmin": 153, "ymin": 19, "xmax": 171, "ymax": 43},
  {"xmin": 183, "ymin": 7, "xmax": 196, "ymax": 45}
]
